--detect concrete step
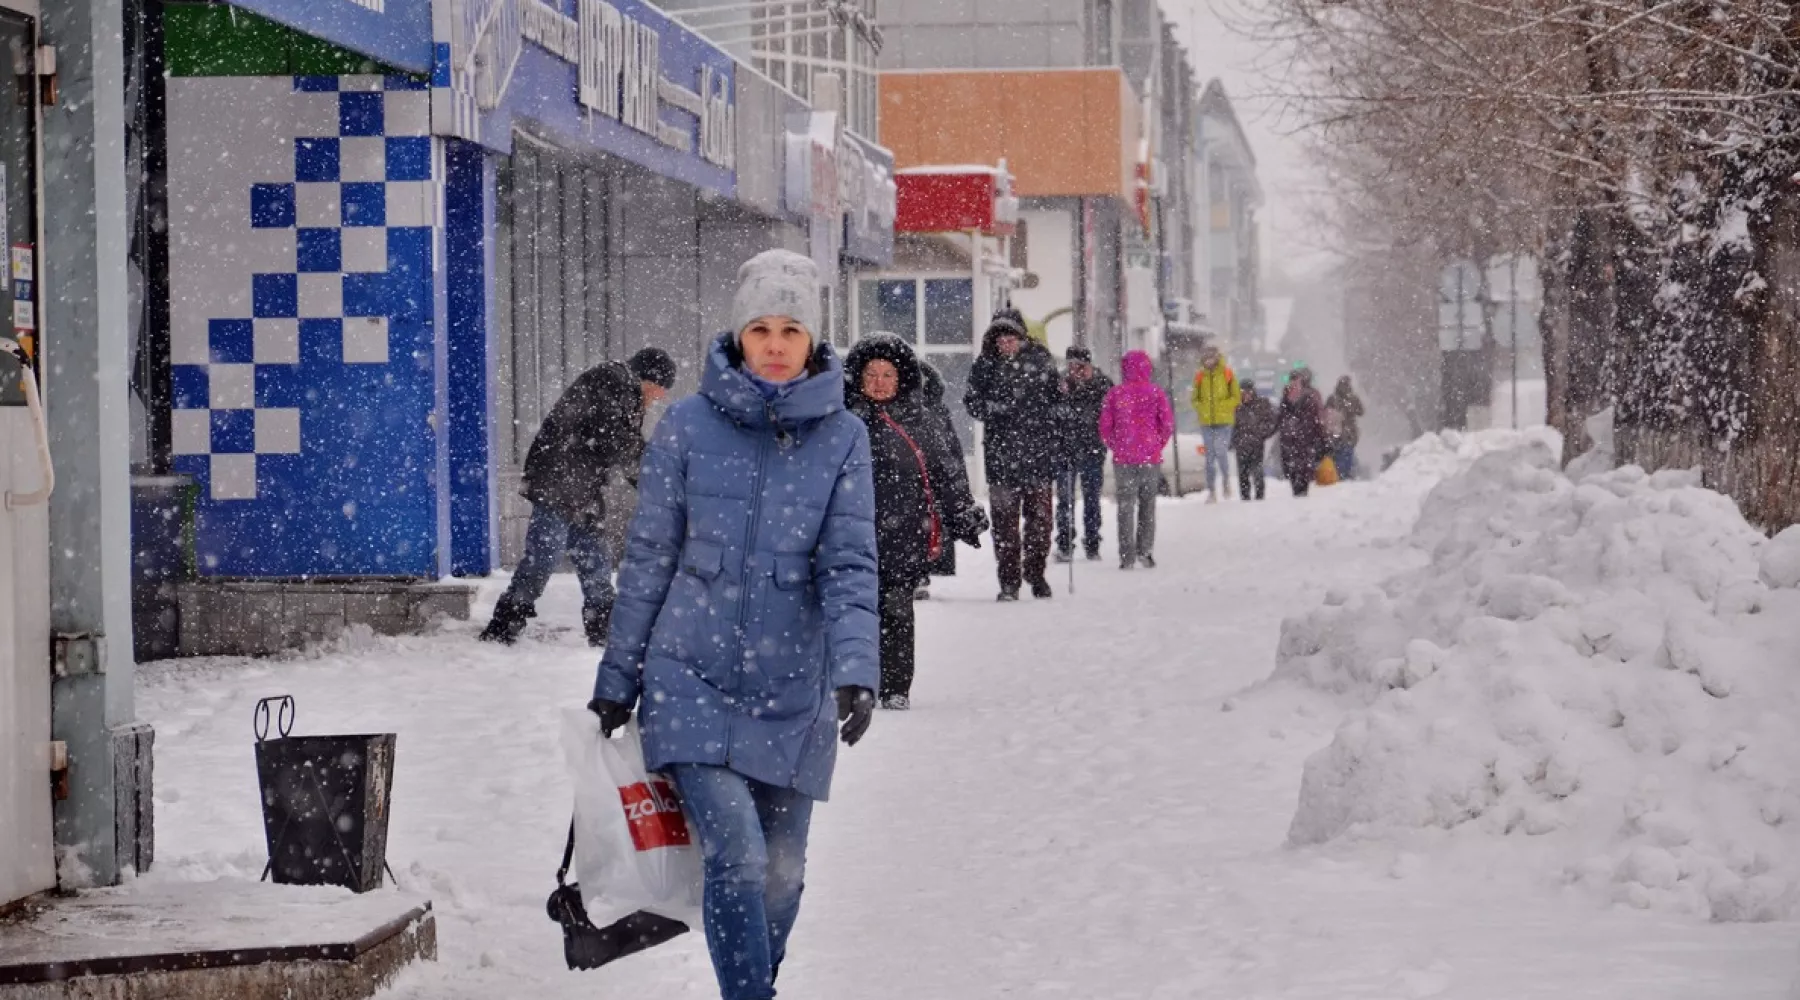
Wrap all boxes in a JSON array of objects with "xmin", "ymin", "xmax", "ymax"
[{"xmin": 0, "ymin": 880, "xmax": 434, "ymax": 1000}]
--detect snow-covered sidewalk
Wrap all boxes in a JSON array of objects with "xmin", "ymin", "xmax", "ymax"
[{"xmin": 138, "ymin": 436, "xmax": 1800, "ymax": 999}]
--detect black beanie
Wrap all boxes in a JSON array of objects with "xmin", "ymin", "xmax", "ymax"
[
  {"xmin": 1066, "ymin": 346, "xmax": 1092, "ymax": 363},
  {"xmin": 628, "ymin": 347, "xmax": 677, "ymax": 390},
  {"xmin": 987, "ymin": 308, "xmax": 1028, "ymax": 339}
]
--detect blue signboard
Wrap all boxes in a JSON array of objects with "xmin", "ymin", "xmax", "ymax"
[
  {"xmin": 231, "ymin": 0, "xmax": 435, "ymax": 74},
  {"xmin": 434, "ymin": 0, "xmax": 736, "ymax": 198}
]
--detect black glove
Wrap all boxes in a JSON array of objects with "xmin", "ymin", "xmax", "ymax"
[
  {"xmin": 954, "ymin": 506, "xmax": 990, "ymax": 548},
  {"xmin": 588, "ymin": 698, "xmax": 632, "ymax": 738},
  {"xmin": 836, "ymin": 687, "xmax": 874, "ymax": 747}
]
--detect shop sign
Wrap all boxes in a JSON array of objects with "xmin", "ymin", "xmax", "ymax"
[
  {"xmin": 838, "ymin": 132, "xmax": 896, "ymax": 265},
  {"xmin": 445, "ymin": 0, "xmax": 736, "ymax": 173},
  {"xmin": 785, "ymin": 111, "xmax": 841, "ymax": 277},
  {"xmin": 232, "ymin": 0, "xmax": 433, "ymax": 73}
]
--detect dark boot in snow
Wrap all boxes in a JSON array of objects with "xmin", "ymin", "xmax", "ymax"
[
  {"xmin": 479, "ymin": 599, "xmax": 534, "ymax": 644},
  {"xmin": 1053, "ymin": 550, "xmax": 1073, "ymax": 564},
  {"xmin": 583, "ymin": 604, "xmax": 613, "ymax": 648},
  {"xmin": 1140, "ymin": 554, "xmax": 1157, "ymax": 569},
  {"xmin": 1029, "ymin": 578, "xmax": 1053, "ymax": 599},
  {"xmin": 997, "ymin": 587, "xmax": 1020, "ymax": 602}
]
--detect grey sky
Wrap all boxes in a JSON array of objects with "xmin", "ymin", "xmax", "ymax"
[{"xmin": 1158, "ymin": 0, "xmax": 1324, "ymax": 278}]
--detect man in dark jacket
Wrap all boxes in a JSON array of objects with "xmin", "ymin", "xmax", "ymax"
[
  {"xmin": 964, "ymin": 307, "xmax": 1066, "ymax": 601},
  {"xmin": 479, "ymin": 347, "xmax": 677, "ymax": 646},
  {"xmin": 1055, "ymin": 346, "xmax": 1113, "ymax": 562},
  {"xmin": 1231, "ymin": 379, "xmax": 1278, "ymax": 501}
]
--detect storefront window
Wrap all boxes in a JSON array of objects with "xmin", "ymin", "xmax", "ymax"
[
  {"xmin": 860, "ymin": 279, "xmax": 917, "ymax": 341},
  {"xmin": 923, "ymin": 279, "xmax": 974, "ymax": 345}
]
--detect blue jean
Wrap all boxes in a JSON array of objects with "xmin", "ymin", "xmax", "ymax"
[
  {"xmin": 500, "ymin": 503, "xmax": 615, "ymax": 617},
  {"xmin": 1333, "ymin": 444, "xmax": 1357, "ymax": 481},
  {"xmin": 1201, "ymin": 425, "xmax": 1234, "ymax": 492},
  {"xmin": 667, "ymin": 764, "xmax": 815, "ymax": 1000},
  {"xmin": 1056, "ymin": 458, "xmax": 1105, "ymax": 554}
]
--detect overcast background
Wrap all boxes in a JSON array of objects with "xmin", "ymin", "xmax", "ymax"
[{"xmin": 1159, "ymin": 0, "xmax": 1326, "ymax": 282}]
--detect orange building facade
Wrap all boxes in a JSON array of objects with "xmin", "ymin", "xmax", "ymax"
[
  {"xmin": 855, "ymin": 67, "xmax": 1149, "ymax": 453},
  {"xmin": 879, "ymin": 69, "xmax": 1140, "ymax": 204}
]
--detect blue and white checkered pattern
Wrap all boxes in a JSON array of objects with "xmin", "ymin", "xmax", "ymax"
[
  {"xmin": 171, "ymin": 74, "xmax": 435, "ymax": 503},
  {"xmin": 430, "ymin": 39, "xmax": 482, "ymax": 145}
]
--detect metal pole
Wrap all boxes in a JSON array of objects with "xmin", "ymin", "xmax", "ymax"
[{"xmin": 1154, "ymin": 195, "xmax": 1183, "ymax": 498}]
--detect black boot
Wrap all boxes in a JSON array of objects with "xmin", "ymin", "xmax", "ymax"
[
  {"xmin": 583, "ymin": 604, "xmax": 613, "ymax": 648},
  {"xmin": 479, "ymin": 598, "xmax": 534, "ymax": 645}
]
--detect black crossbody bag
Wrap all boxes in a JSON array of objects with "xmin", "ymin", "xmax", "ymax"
[{"xmin": 546, "ymin": 821, "xmax": 690, "ymax": 970}]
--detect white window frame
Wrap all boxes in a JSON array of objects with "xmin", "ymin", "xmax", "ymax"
[{"xmin": 851, "ymin": 271, "xmax": 980, "ymax": 358}]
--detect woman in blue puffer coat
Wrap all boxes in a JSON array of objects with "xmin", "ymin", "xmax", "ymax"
[{"xmin": 589, "ymin": 249, "xmax": 879, "ymax": 1000}]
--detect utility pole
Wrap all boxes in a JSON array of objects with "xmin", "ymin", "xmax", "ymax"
[{"xmin": 1155, "ymin": 195, "xmax": 1183, "ymax": 498}]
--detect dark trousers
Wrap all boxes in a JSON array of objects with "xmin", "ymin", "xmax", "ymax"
[
  {"xmin": 877, "ymin": 585, "xmax": 916, "ymax": 699},
  {"xmin": 991, "ymin": 483, "xmax": 1053, "ymax": 591},
  {"xmin": 1055, "ymin": 459, "xmax": 1105, "ymax": 555},
  {"xmin": 500, "ymin": 504, "xmax": 615, "ymax": 618},
  {"xmin": 1236, "ymin": 448, "xmax": 1266, "ymax": 500},
  {"xmin": 1288, "ymin": 460, "xmax": 1315, "ymax": 497}
]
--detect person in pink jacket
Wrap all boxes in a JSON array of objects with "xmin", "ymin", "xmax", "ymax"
[{"xmin": 1098, "ymin": 351, "xmax": 1175, "ymax": 569}]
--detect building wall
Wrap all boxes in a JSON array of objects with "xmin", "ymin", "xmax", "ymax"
[
  {"xmin": 167, "ymin": 72, "xmax": 446, "ymax": 577},
  {"xmin": 1010, "ymin": 206, "xmax": 1078, "ymax": 358},
  {"xmin": 879, "ymin": 0, "xmax": 1087, "ymax": 70},
  {"xmin": 880, "ymin": 69, "xmax": 1136, "ymax": 201}
]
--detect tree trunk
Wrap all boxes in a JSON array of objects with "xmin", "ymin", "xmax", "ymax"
[{"xmin": 1563, "ymin": 208, "xmax": 1616, "ymax": 462}]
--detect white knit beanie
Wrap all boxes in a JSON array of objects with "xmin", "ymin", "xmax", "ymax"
[{"xmin": 731, "ymin": 250, "xmax": 821, "ymax": 342}]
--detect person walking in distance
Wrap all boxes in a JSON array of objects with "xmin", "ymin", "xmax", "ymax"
[
  {"xmin": 1099, "ymin": 350, "xmax": 1174, "ymax": 570},
  {"xmin": 844, "ymin": 334, "xmax": 982, "ymax": 710},
  {"xmin": 588, "ymin": 249, "xmax": 878, "ymax": 1000},
  {"xmin": 1279, "ymin": 367, "xmax": 1328, "ymax": 498},
  {"xmin": 1054, "ymin": 346, "xmax": 1113, "ymax": 563},
  {"xmin": 1325, "ymin": 375, "xmax": 1366, "ymax": 480},
  {"xmin": 1189, "ymin": 345, "xmax": 1242, "ymax": 504},
  {"xmin": 1231, "ymin": 378, "xmax": 1278, "ymax": 501},
  {"xmin": 479, "ymin": 347, "xmax": 676, "ymax": 646},
  {"xmin": 964, "ymin": 307, "xmax": 1066, "ymax": 601}
]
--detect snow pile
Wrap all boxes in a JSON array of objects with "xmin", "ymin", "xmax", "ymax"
[
  {"xmin": 1273, "ymin": 441, "xmax": 1800, "ymax": 921},
  {"xmin": 1376, "ymin": 427, "xmax": 1555, "ymax": 495}
]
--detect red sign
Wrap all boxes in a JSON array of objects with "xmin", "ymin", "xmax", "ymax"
[
  {"xmin": 619, "ymin": 777, "xmax": 693, "ymax": 852},
  {"xmin": 896, "ymin": 168, "xmax": 1016, "ymax": 236}
]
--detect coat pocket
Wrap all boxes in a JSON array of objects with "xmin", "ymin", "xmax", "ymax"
[
  {"xmin": 772, "ymin": 553, "xmax": 813, "ymax": 591},
  {"xmin": 757, "ymin": 553, "xmax": 823, "ymax": 681},
  {"xmin": 681, "ymin": 539, "xmax": 724, "ymax": 581}
]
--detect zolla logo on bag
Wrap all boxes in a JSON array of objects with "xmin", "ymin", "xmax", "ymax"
[{"xmin": 620, "ymin": 777, "xmax": 692, "ymax": 851}]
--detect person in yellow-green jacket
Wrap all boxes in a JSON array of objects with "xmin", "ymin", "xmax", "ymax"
[{"xmin": 1190, "ymin": 345, "xmax": 1242, "ymax": 503}]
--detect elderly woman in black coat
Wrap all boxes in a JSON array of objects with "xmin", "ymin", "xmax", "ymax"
[{"xmin": 845, "ymin": 334, "xmax": 983, "ymax": 709}]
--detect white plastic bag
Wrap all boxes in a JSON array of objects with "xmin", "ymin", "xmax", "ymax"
[{"xmin": 559, "ymin": 709, "xmax": 704, "ymax": 927}]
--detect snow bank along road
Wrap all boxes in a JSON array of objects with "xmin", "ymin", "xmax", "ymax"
[{"xmin": 139, "ymin": 433, "xmax": 1800, "ymax": 999}]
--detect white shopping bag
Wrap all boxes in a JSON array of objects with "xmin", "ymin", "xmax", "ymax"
[{"xmin": 559, "ymin": 709, "xmax": 704, "ymax": 927}]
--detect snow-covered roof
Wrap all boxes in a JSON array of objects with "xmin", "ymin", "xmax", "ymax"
[{"xmin": 895, "ymin": 164, "xmax": 1005, "ymax": 177}]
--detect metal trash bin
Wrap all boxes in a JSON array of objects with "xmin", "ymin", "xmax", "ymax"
[{"xmin": 253, "ymin": 696, "xmax": 396, "ymax": 893}]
